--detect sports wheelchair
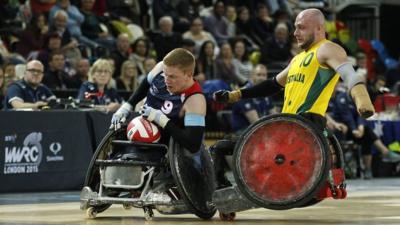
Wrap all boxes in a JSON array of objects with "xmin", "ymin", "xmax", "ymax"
[
  {"xmin": 80, "ymin": 127, "xmax": 216, "ymax": 220},
  {"xmin": 80, "ymin": 113, "xmax": 346, "ymax": 221}
]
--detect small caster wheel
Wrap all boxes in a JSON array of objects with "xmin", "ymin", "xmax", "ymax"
[
  {"xmin": 219, "ymin": 211, "xmax": 236, "ymax": 221},
  {"xmin": 144, "ymin": 207, "xmax": 154, "ymax": 221},
  {"xmin": 86, "ymin": 207, "xmax": 97, "ymax": 219},
  {"xmin": 333, "ymin": 188, "xmax": 343, "ymax": 199},
  {"xmin": 123, "ymin": 204, "xmax": 132, "ymax": 210}
]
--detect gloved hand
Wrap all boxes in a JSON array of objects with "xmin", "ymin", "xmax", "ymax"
[
  {"xmin": 213, "ymin": 90, "xmax": 242, "ymax": 103},
  {"xmin": 350, "ymin": 84, "xmax": 375, "ymax": 118},
  {"xmin": 110, "ymin": 102, "xmax": 132, "ymax": 130},
  {"xmin": 140, "ymin": 105, "xmax": 170, "ymax": 128}
]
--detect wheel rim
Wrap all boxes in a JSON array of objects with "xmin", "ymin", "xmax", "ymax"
[{"xmin": 234, "ymin": 114, "xmax": 329, "ymax": 209}]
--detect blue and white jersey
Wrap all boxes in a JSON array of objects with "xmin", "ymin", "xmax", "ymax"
[{"xmin": 145, "ymin": 67, "xmax": 202, "ymax": 124}]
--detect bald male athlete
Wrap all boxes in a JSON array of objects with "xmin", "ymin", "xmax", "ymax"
[{"xmin": 214, "ymin": 8, "xmax": 374, "ymax": 130}]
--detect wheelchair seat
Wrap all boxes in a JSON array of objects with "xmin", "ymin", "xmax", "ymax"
[{"xmin": 111, "ymin": 140, "xmax": 167, "ymax": 162}]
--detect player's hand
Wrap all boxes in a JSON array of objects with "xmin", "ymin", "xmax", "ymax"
[
  {"xmin": 213, "ymin": 90, "xmax": 230, "ymax": 103},
  {"xmin": 110, "ymin": 102, "xmax": 132, "ymax": 130},
  {"xmin": 140, "ymin": 105, "xmax": 169, "ymax": 128},
  {"xmin": 213, "ymin": 90, "xmax": 242, "ymax": 103}
]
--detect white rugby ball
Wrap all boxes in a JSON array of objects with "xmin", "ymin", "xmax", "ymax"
[{"xmin": 126, "ymin": 116, "xmax": 161, "ymax": 143}]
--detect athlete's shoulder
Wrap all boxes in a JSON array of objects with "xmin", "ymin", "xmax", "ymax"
[{"xmin": 318, "ymin": 40, "xmax": 347, "ymax": 64}]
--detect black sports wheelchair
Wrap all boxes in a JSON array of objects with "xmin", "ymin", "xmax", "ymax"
[{"xmin": 80, "ymin": 113, "xmax": 347, "ymax": 221}]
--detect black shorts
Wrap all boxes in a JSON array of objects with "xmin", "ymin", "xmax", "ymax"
[{"xmin": 299, "ymin": 112, "xmax": 327, "ymax": 132}]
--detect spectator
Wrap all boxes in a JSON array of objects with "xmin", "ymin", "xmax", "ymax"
[
  {"xmin": 116, "ymin": 60, "xmax": 138, "ymax": 91},
  {"xmin": 106, "ymin": 0, "xmax": 141, "ymax": 25},
  {"xmin": 69, "ymin": 57, "xmax": 90, "ymax": 89},
  {"xmin": 215, "ymin": 42, "xmax": 246, "ymax": 87},
  {"xmin": 182, "ymin": 17, "xmax": 218, "ymax": 57},
  {"xmin": 3, "ymin": 62, "xmax": 17, "ymax": 88},
  {"xmin": 148, "ymin": 16, "xmax": 183, "ymax": 61},
  {"xmin": 49, "ymin": 0, "xmax": 84, "ymax": 40},
  {"xmin": 196, "ymin": 40, "xmax": 217, "ymax": 83},
  {"xmin": 232, "ymin": 38, "xmax": 253, "ymax": 80},
  {"xmin": 252, "ymin": 3, "xmax": 274, "ymax": 43},
  {"xmin": 77, "ymin": 58, "xmax": 122, "ymax": 112},
  {"xmin": 37, "ymin": 32, "xmax": 63, "ymax": 67},
  {"xmin": 236, "ymin": 6, "xmax": 262, "ymax": 48},
  {"xmin": 368, "ymin": 75, "xmax": 389, "ymax": 104},
  {"xmin": 4, "ymin": 60, "xmax": 55, "ymax": 110},
  {"xmin": 129, "ymin": 38, "xmax": 150, "ymax": 76},
  {"xmin": 49, "ymin": 10, "xmax": 82, "ymax": 68},
  {"xmin": 231, "ymin": 64, "xmax": 277, "ymax": 133},
  {"xmin": 110, "ymin": 33, "xmax": 131, "ymax": 78},
  {"xmin": 152, "ymin": 0, "xmax": 190, "ymax": 32},
  {"xmin": 49, "ymin": 0, "xmax": 99, "ymax": 52},
  {"xmin": 225, "ymin": 4, "xmax": 236, "ymax": 37},
  {"xmin": 79, "ymin": 0, "xmax": 115, "ymax": 49},
  {"xmin": 138, "ymin": 57, "xmax": 157, "ymax": 84},
  {"xmin": 15, "ymin": 13, "xmax": 49, "ymax": 58},
  {"xmin": 181, "ymin": 38, "xmax": 196, "ymax": 55},
  {"xmin": 202, "ymin": 1, "xmax": 230, "ymax": 45},
  {"xmin": 260, "ymin": 22, "xmax": 291, "ymax": 66},
  {"xmin": 42, "ymin": 50, "xmax": 72, "ymax": 90},
  {"xmin": 326, "ymin": 113, "xmax": 348, "ymax": 138}
]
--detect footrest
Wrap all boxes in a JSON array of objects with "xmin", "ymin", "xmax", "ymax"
[
  {"xmin": 112, "ymin": 140, "xmax": 168, "ymax": 151},
  {"xmin": 95, "ymin": 159, "xmax": 160, "ymax": 167}
]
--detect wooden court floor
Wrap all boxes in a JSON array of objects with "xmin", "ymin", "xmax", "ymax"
[{"xmin": 1, "ymin": 178, "xmax": 400, "ymax": 225}]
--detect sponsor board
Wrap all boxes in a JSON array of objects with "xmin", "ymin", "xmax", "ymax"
[{"xmin": 3, "ymin": 132, "xmax": 64, "ymax": 174}]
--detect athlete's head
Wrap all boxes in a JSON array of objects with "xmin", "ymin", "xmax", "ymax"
[
  {"xmin": 162, "ymin": 48, "xmax": 195, "ymax": 94},
  {"xmin": 294, "ymin": 8, "xmax": 326, "ymax": 50},
  {"xmin": 24, "ymin": 60, "xmax": 45, "ymax": 88}
]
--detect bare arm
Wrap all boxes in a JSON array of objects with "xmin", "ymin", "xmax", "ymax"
[
  {"xmin": 317, "ymin": 41, "xmax": 348, "ymax": 70},
  {"xmin": 318, "ymin": 42, "xmax": 375, "ymax": 118},
  {"xmin": 275, "ymin": 63, "xmax": 291, "ymax": 87},
  {"xmin": 11, "ymin": 100, "xmax": 47, "ymax": 109},
  {"xmin": 183, "ymin": 93, "xmax": 207, "ymax": 116}
]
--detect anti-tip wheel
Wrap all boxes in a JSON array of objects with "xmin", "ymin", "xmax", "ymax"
[
  {"xmin": 219, "ymin": 212, "xmax": 236, "ymax": 221},
  {"xmin": 86, "ymin": 207, "xmax": 97, "ymax": 219},
  {"xmin": 144, "ymin": 207, "xmax": 154, "ymax": 221},
  {"xmin": 123, "ymin": 204, "xmax": 132, "ymax": 210}
]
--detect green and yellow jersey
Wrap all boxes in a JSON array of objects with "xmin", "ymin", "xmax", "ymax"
[{"xmin": 282, "ymin": 39, "xmax": 339, "ymax": 116}]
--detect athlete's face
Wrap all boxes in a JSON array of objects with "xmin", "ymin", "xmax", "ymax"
[
  {"xmin": 294, "ymin": 14, "xmax": 316, "ymax": 50},
  {"xmin": 163, "ymin": 65, "xmax": 192, "ymax": 94}
]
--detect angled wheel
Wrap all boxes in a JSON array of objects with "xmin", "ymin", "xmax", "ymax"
[
  {"xmin": 169, "ymin": 139, "xmax": 217, "ymax": 219},
  {"xmin": 82, "ymin": 128, "xmax": 126, "ymax": 213},
  {"xmin": 86, "ymin": 207, "xmax": 97, "ymax": 219},
  {"xmin": 233, "ymin": 114, "xmax": 331, "ymax": 210}
]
